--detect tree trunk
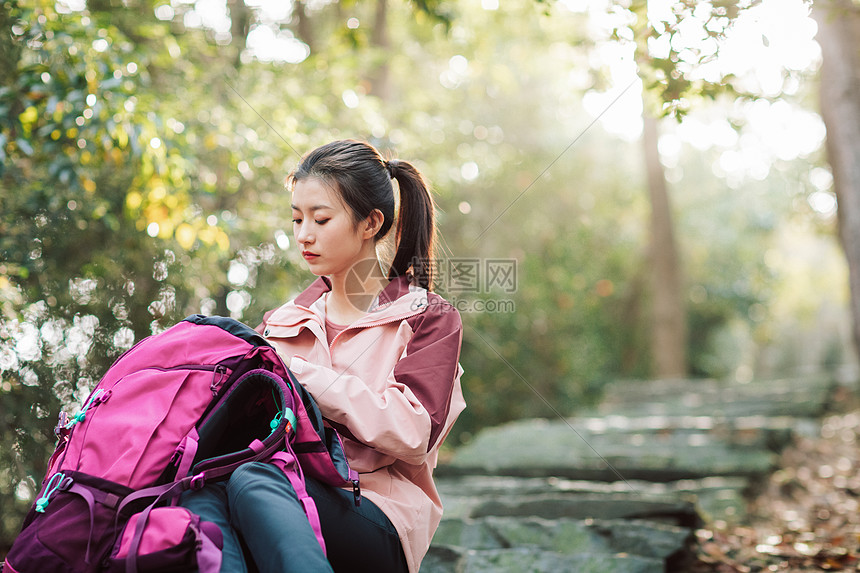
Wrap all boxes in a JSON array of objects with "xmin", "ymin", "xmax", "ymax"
[
  {"xmin": 643, "ymin": 113, "xmax": 687, "ymax": 378},
  {"xmin": 1, "ymin": 2, "xmax": 21, "ymax": 88},
  {"xmin": 813, "ymin": 0, "xmax": 860, "ymax": 360},
  {"xmin": 228, "ymin": 0, "xmax": 251, "ymax": 67},
  {"xmin": 370, "ymin": 0, "xmax": 392, "ymax": 101},
  {"xmin": 294, "ymin": 1, "xmax": 316, "ymax": 55}
]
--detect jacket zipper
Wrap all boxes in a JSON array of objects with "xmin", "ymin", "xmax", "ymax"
[{"xmin": 329, "ymin": 309, "xmax": 426, "ymax": 349}]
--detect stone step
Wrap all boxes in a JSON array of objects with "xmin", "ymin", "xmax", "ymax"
[
  {"xmin": 423, "ymin": 476, "xmax": 736, "ymax": 572},
  {"xmin": 420, "ymin": 545, "xmax": 666, "ymax": 573},
  {"xmin": 434, "ymin": 476, "xmax": 700, "ymax": 528},
  {"xmin": 431, "ymin": 515, "xmax": 692, "ymax": 561},
  {"xmin": 435, "ymin": 475, "xmax": 749, "ymax": 524},
  {"xmin": 520, "ymin": 414, "xmax": 818, "ymax": 454},
  {"xmin": 443, "ymin": 417, "xmax": 780, "ymax": 482},
  {"xmin": 573, "ymin": 413, "xmax": 819, "ymax": 443},
  {"xmin": 467, "ymin": 493, "xmax": 698, "ymax": 526},
  {"xmin": 595, "ymin": 377, "xmax": 835, "ymax": 419}
]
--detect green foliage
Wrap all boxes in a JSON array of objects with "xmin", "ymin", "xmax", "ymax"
[
  {"xmin": 622, "ymin": 0, "xmax": 762, "ymax": 118},
  {"xmin": 0, "ymin": 0, "xmax": 309, "ymax": 549}
]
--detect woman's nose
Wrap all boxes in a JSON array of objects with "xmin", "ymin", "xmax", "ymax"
[{"xmin": 295, "ymin": 225, "xmax": 311, "ymax": 244}]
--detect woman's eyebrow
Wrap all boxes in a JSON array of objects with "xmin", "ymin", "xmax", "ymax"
[{"xmin": 290, "ymin": 204, "xmax": 333, "ymax": 212}]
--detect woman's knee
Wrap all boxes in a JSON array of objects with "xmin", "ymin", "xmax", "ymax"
[
  {"xmin": 180, "ymin": 482, "xmax": 229, "ymax": 517},
  {"xmin": 230, "ymin": 461, "xmax": 277, "ymax": 482},
  {"xmin": 228, "ymin": 462, "xmax": 297, "ymax": 506}
]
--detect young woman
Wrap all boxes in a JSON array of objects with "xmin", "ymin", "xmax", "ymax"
[{"xmin": 182, "ymin": 139, "xmax": 465, "ymax": 573}]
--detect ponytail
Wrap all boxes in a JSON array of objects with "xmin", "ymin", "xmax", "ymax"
[{"xmin": 387, "ymin": 159, "xmax": 437, "ymax": 290}]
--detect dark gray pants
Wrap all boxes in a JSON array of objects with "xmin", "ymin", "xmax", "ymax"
[{"xmin": 181, "ymin": 462, "xmax": 408, "ymax": 573}]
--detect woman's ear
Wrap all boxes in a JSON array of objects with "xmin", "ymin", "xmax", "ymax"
[{"xmin": 362, "ymin": 209, "xmax": 385, "ymax": 240}]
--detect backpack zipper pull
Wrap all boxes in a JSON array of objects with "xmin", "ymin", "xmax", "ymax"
[
  {"xmin": 269, "ymin": 412, "xmax": 282, "ymax": 435},
  {"xmin": 171, "ymin": 442, "xmax": 185, "ymax": 466},
  {"xmin": 54, "ymin": 412, "xmax": 70, "ymax": 439},
  {"xmin": 210, "ymin": 365, "xmax": 227, "ymax": 395},
  {"xmin": 64, "ymin": 389, "xmax": 105, "ymax": 429},
  {"xmin": 352, "ymin": 480, "xmax": 361, "ymax": 506},
  {"xmin": 35, "ymin": 472, "xmax": 66, "ymax": 513}
]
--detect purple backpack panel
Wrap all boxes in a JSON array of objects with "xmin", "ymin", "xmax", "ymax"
[{"xmin": 3, "ymin": 472, "xmax": 132, "ymax": 573}]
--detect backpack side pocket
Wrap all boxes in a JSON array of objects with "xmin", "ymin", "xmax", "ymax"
[{"xmin": 108, "ymin": 506, "xmax": 223, "ymax": 573}]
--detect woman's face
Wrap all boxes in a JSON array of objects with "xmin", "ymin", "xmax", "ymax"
[{"xmin": 291, "ymin": 177, "xmax": 369, "ymax": 278}]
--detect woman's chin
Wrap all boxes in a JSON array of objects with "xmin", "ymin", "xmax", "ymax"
[{"xmin": 304, "ymin": 262, "xmax": 329, "ymax": 277}]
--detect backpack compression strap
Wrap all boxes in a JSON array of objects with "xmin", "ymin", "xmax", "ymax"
[{"xmin": 269, "ymin": 450, "xmax": 326, "ymax": 556}]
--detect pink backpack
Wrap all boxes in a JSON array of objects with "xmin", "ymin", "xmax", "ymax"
[{"xmin": 4, "ymin": 315, "xmax": 358, "ymax": 573}]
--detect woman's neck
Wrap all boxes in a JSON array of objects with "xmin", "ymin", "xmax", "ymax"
[{"xmin": 326, "ymin": 258, "xmax": 389, "ymax": 324}]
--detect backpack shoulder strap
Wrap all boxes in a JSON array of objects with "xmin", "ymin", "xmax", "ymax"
[{"xmin": 183, "ymin": 314, "xmax": 269, "ymax": 347}]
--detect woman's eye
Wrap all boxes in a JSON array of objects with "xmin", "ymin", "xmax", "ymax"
[
  {"xmin": 315, "ymin": 219, "xmax": 329, "ymax": 225},
  {"xmin": 292, "ymin": 218, "xmax": 301, "ymax": 224}
]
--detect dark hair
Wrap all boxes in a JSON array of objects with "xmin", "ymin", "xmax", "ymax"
[{"xmin": 288, "ymin": 139, "xmax": 437, "ymax": 290}]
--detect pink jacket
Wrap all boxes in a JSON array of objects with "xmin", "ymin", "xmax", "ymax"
[{"xmin": 258, "ymin": 275, "xmax": 466, "ymax": 572}]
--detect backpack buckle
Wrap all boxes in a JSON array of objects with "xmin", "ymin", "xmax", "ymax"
[
  {"xmin": 189, "ymin": 473, "xmax": 206, "ymax": 491},
  {"xmin": 57, "ymin": 475, "xmax": 74, "ymax": 492}
]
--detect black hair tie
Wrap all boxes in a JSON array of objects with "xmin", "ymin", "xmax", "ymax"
[{"xmin": 384, "ymin": 159, "xmax": 396, "ymax": 179}]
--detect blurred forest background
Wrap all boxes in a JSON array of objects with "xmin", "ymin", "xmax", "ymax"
[{"xmin": 2, "ymin": 0, "xmax": 858, "ymax": 554}]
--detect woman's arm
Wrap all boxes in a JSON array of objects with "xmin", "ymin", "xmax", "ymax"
[{"xmin": 288, "ymin": 299, "xmax": 462, "ymax": 465}]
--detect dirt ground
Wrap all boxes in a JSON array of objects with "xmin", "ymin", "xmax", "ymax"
[{"xmin": 682, "ymin": 410, "xmax": 860, "ymax": 572}]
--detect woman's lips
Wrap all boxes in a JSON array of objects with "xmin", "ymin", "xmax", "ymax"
[{"xmin": 302, "ymin": 251, "xmax": 319, "ymax": 260}]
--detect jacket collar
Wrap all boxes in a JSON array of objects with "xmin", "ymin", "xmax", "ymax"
[
  {"xmin": 294, "ymin": 274, "xmax": 416, "ymax": 309},
  {"xmin": 294, "ymin": 276, "xmax": 333, "ymax": 309},
  {"xmin": 279, "ymin": 274, "xmax": 426, "ymax": 327}
]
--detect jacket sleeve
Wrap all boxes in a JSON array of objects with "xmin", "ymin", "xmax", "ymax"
[{"xmin": 289, "ymin": 299, "xmax": 463, "ymax": 465}]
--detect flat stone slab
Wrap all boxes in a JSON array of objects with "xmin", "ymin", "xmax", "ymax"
[
  {"xmin": 432, "ymin": 516, "xmax": 692, "ymax": 560},
  {"xmin": 435, "ymin": 475, "xmax": 749, "ymax": 524},
  {"xmin": 468, "ymin": 493, "xmax": 699, "ymax": 527},
  {"xmin": 595, "ymin": 377, "xmax": 835, "ymax": 419},
  {"xmin": 444, "ymin": 417, "xmax": 777, "ymax": 482},
  {"xmin": 420, "ymin": 546, "xmax": 665, "ymax": 573},
  {"xmin": 573, "ymin": 414, "xmax": 819, "ymax": 447}
]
